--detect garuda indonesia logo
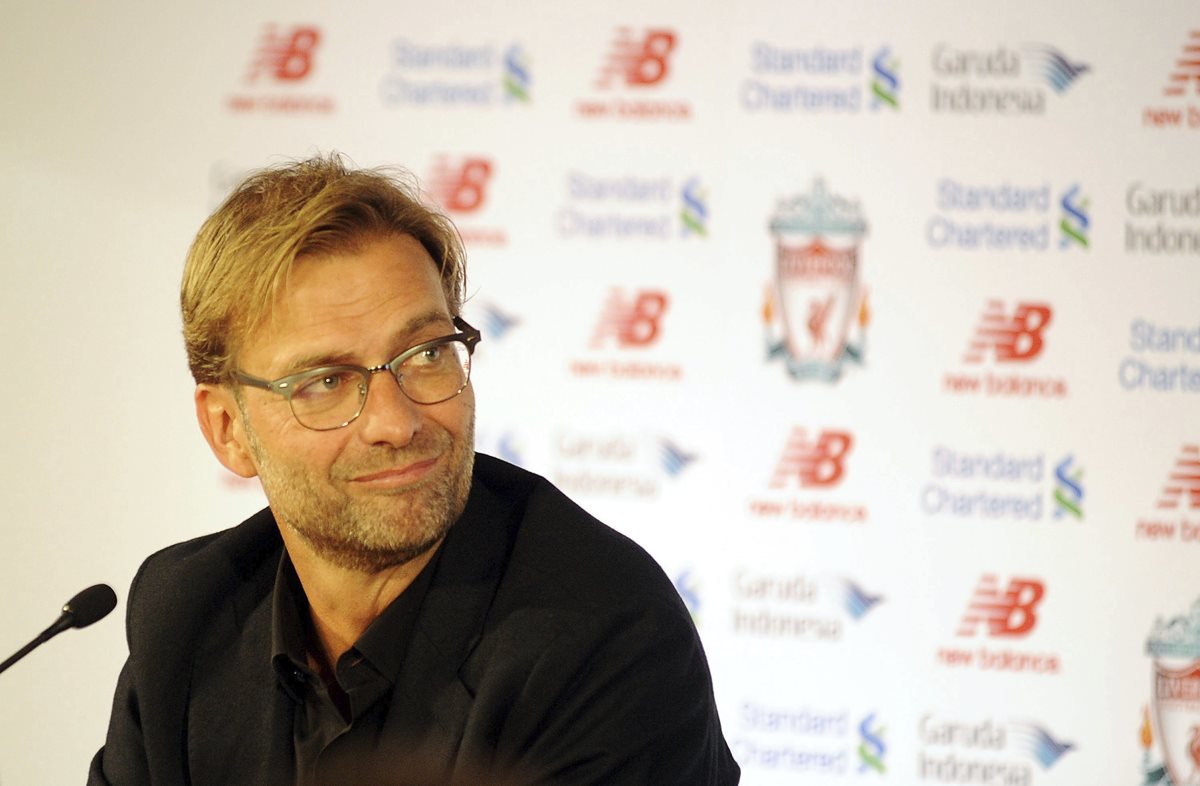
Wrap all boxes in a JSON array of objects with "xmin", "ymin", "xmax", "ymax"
[{"xmin": 763, "ymin": 179, "xmax": 870, "ymax": 382}]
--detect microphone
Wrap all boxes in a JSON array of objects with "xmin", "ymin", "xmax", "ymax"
[{"xmin": 0, "ymin": 584, "xmax": 117, "ymax": 676}]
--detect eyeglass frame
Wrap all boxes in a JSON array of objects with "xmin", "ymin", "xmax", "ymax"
[{"xmin": 231, "ymin": 316, "xmax": 482, "ymax": 431}]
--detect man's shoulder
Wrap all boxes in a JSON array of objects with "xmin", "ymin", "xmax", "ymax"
[
  {"xmin": 459, "ymin": 458, "xmax": 736, "ymax": 785},
  {"xmin": 133, "ymin": 508, "xmax": 280, "ymax": 588},
  {"xmin": 473, "ymin": 453, "xmax": 683, "ymax": 617},
  {"xmin": 125, "ymin": 508, "xmax": 281, "ymax": 640}
]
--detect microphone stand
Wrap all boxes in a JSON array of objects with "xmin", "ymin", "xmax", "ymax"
[{"xmin": 0, "ymin": 616, "xmax": 73, "ymax": 675}]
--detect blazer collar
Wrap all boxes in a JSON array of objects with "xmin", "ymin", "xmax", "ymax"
[{"xmin": 381, "ymin": 464, "xmax": 522, "ymax": 762}]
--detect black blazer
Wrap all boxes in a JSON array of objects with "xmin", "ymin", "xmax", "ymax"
[{"xmin": 89, "ymin": 454, "xmax": 740, "ymax": 785}]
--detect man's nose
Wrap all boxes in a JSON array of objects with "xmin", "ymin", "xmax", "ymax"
[{"xmin": 354, "ymin": 369, "xmax": 421, "ymax": 446}]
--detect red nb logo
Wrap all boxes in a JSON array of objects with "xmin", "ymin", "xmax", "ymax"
[
  {"xmin": 956, "ymin": 575, "xmax": 1045, "ymax": 638},
  {"xmin": 963, "ymin": 300, "xmax": 1053, "ymax": 363},
  {"xmin": 769, "ymin": 429, "xmax": 853, "ymax": 489},
  {"xmin": 591, "ymin": 290, "xmax": 669, "ymax": 348},
  {"xmin": 430, "ymin": 157, "xmax": 493, "ymax": 214},
  {"xmin": 1165, "ymin": 30, "xmax": 1200, "ymax": 97},
  {"xmin": 245, "ymin": 25, "xmax": 321, "ymax": 83},
  {"xmin": 1156, "ymin": 444, "xmax": 1200, "ymax": 510},
  {"xmin": 595, "ymin": 28, "xmax": 677, "ymax": 88}
]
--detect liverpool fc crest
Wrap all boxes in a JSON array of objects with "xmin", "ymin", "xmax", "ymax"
[
  {"xmin": 764, "ymin": 179, "xmax": 870, "ymax": 382},
  {"xmin": 1143, "ymin": 599, "xmax": 1200, "ymax": 785}
]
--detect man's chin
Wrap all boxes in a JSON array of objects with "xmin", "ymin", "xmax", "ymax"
[
  {"xmin": 296, "ymin": 523, "xmax": 450, "ymax": 574},
  {"xmin": 349, "ymin": 537, "xmax": 447, "ymax": 574},
  {"xmin": 274, "ymin": 444, "xmax": 473, "ymax": 573}
]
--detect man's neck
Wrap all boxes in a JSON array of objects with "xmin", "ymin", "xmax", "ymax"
[{"xmin": 281, "ymin": 533, "xmax": 442, "ymax": 674}]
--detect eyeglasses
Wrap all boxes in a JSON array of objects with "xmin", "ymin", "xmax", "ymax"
[{"xmin": 233, "ymin": 317, "xmax": 481, "ymax": 431}]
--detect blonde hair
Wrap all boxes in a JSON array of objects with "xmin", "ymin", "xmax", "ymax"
[{"xmin": 181, "ymin": 153, "xmax": 466, "ymax": 384}]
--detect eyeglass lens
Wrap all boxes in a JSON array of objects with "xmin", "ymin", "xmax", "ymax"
[{"xmin": 288, "ymin": 339, "xmax": 472, "ymax": 430}]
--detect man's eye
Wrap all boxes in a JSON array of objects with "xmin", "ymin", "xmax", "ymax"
[
  {"xmin": 294, "ymin": 371, "xmax": 355, "ymax": 399},
  {"xmin": 417, "ymin": 346, "xmax": 443, "ymax": 363},
  {"xmin": 404, "ymin": 345, "xmax": 446, "ymax": 369}
]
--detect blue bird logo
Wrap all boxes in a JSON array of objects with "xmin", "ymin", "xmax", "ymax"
[
  {"xmin": 659, "ymin": 439, "xmax": 698, "ymax": 477},
  {"xmin": 843, "ymin": 579, "xmax": 884, "ymax": 620},
  {"xmin": 1011, "ymin": 722, "xmax": 1075, "ymax": 769},
  {"xmin": 1024, "ymin": 45, "xmax": 1091, "ymax": 94},
  {"xmin": 480, "ymin": 303, "xmax": 520, "ymax": 340}
]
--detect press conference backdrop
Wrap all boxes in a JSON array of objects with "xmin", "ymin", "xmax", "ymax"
[{"xmin": 2, "ymin": 1, "xmax": 1198, "ymax": 783}]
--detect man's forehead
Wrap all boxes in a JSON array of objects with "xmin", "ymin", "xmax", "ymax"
[
  {"xmin": 275, "ymin": 310, "xmax": 453, "ymax": 372},
  {"xmin": 265, "ymin": 234, "xmax": 441, "ymax": 317},
  {"xmin": 236, "ymin": 235, "xmax": 451, "ymax": 371}
]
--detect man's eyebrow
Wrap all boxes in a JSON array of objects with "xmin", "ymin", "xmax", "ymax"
[
  {"xmin": 277, "ymin": 311, "xmax": 455, "ymax": 374},
  {"xmin": 395, "ymin": 311, "xmax": 455, "ymax": 343},
  {"xmin": 277, "ymin": 349, "xmax": 358, "ymax": 374}
]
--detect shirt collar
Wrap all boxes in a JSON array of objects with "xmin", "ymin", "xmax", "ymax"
[
  {"xmin": 269, "ymin": 543, "xmax": 445, "ymax": 697},
  {"xmin": 270, "ymin": 553, "xmax": 314, "ymax": 701}
]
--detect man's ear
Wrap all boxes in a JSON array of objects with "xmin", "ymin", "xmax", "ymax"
[{"xmin": 194, "ymin": 384, "xmax": 258, "ymax": 478}]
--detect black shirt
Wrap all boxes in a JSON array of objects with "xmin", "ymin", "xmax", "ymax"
[{"xmin": 270, "ymin": 549, "xmax": 441, "ymax": 785}]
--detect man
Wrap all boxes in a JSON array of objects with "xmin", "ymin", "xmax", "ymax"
[{"xmin": 89, "ymin": 154, "xmax": 739, "ymax": 785}]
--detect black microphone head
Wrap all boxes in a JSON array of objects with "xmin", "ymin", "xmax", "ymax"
[{"xmin": 62, "ymin": 584, "xmax": 117, "ymax": 629}]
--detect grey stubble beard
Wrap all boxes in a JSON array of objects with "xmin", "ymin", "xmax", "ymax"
[{"xmin": 239, "ymin": 398, "xmax": 475, "ymax": 574}]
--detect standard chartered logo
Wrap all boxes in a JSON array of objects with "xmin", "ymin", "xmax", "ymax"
[
  {"xmin": 1053, "ymin": 456, "xmax": 1084, "ymax": 519},
  {"xmin": 1119, "ymin": 319, "xmax": 1200, "ymax": 393},
  {"xmin": 1058, "ymin": 184, "xmax": 1090, "ymax": 249},
  {"xmin": 870, "ymin": 48, "xmax": 899, "ymax": 109},
  {"xmin": 503, "ymin": 44, "xmax": 531, "ymax": 102},
  {"xmin": 857, "ymin": 713, "xmax": 887, "ymax": 773},
  {"xmin": 927, "ymin": 180, "xmax": 1090, "ymax": 253},
  {"xmin": 680, "ymin": 178, "xmax": 709, "ymax": 237},
  {"xmin": 921, "ymin": 447, "xmax": 1085, "ymax": 522}
]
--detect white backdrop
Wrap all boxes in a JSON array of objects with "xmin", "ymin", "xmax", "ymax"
[{"xmin": 1, "ymin": 1, "xmax": 1198, "ymax": 784}]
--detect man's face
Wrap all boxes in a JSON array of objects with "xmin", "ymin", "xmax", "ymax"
[{"xmin": 230, "ymin": 234, "xmax": 475, "ymax": 573}]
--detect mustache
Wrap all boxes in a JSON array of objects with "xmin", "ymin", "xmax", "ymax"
[{"xmin": 331, "ymin": 429, "xmax": 452, "ymax": 480}]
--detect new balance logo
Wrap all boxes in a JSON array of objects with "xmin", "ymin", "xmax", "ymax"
[
  {"xmin": 429, "ymin": 157, "xmax": 493, "ymax": 214},
  {"xmin": 591, "ymin": 290, "xmax": 669, "ymax": 348},
  {"xmin": 1156, "ymin": 444, "xmax": 1200, "ymax": 509},
  {"xmin": 595, "ymin": 28, "xmax": 677, "ymax": 89},
  {"xmin": 957, "ymin": 575, "xmax": 1045, "ymax": 637},
  {"xmin": 1165, "ymin": 30, "xmax": 1200, "ymax": 97},
  {"xmin": 770, "ymin": 429, "xmax": 853, "ymax": 488},
  {"xmin": 245, "ymin": 25, "xmax": 321, "ymax": 82},
  {"xmin": 963, "ymin": 300, "xmax": 1053, "ymax": 363}
]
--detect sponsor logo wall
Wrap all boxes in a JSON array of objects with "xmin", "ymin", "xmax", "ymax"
[{"xmin": 2, "ymin": 3, "xmax": 1197, "ymax": 784}]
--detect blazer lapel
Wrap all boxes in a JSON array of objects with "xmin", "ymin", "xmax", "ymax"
[
  {"xmin": 182, "ymin": 512, "xmax": 295, "ymax": 785},
  {"xmin": 379, "ymin": 471, "xmax": 521, "ymax": 771},
  {"xmin": 185, "ymin": 585, "xmax": 295, "ymax": 786}
]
